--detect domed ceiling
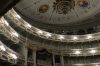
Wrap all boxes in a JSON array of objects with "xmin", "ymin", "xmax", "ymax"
[{"xmin": 15, "ymin": 0, "xmax": 100, "ymax": 25}]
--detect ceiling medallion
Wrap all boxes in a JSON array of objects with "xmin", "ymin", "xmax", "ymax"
[
  {"xmin": 78, "ymin": 0, "xmax": 89, "ymax": 7},
  {"xmin": 53, "ymin": 0, "xmax": 75, "ymax": 15},
  {"xmin": 39, "ymin": 5, "xmax": 49, "ymax": 13}
]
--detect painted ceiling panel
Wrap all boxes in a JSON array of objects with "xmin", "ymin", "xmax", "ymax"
[{"xmin": 15, "ymin": 0, "xmax": 100, "ymax": 25}]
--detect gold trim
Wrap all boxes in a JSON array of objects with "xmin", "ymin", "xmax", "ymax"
[
  {"xmin": 33, "ymin": 47, "xmax": 37, "ymax": 52},
  {"xmin": 25, "ymin": 44, "xmax": 29, "ymax": 50},
  {"xmin": 52, "ymin": 52, "xmax": 55, "ymax": 56},
  {"xmin": 60, "ymin": 52, "xmax": 63, "ymax": 57}
]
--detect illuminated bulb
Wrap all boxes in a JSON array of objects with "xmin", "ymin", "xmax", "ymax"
[
  {"xmin": 73, "ymin": 36, "xmax": 77, "ymax": 40},
  {"xmin": 17, "ymin": 14, "xmax": 21, "ymax": 19},
  {"xmin": 27, "ymin": 24, "xmax": 31, "ymax": 28},
  {"xmin": 0, "ymin": 45, "xmax": 6, "ymax": 51},
  {"xmin": 59, "ymin": 36, "xmax": 64, "ymax": 40},
  {"xmin": 87, "ymin": 36, "xmax": 92, "ymax": 39},
  {"xmin": 4, "ymin": 20, "xmax": 9, "ymax": 26},
  {"xmin": 75, "ymin": 51, "xmax": 80, "ymax": 54},
  {"xmin": 10, "ymin": 53, "xmax": 17, "ymax": 59},
  {"xmin": 90, "ymin": 50, "xmax": 96, "ymax": 53},
  {"xmin": 37, "ymin": 30, "xmax": 43, "ymax": 34},
  {"xmin": 46, "ymin": 33, "xmax": 51, "ymax": 37},
  {"xmin": 13, "ymin": 32, "xmax": 19, "ymax": 37}
]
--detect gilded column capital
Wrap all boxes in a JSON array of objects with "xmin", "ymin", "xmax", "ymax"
[
  {"xmin": 25, "ymin": 44, "xmax": 29, "ymax": 50},
  {"xmin": 43, "ymin": 45, "xmax": 46, "ymax": 49},
  {"xmin": 60, "ymin": 52, "xmax": 64, "ymax": 57},
  {"xmin": 33, "ymin": 47, "xmax": 37, "ymax": 52},
  {"xmin": 52, "ymin": 52, "xmax": 55, "ymax": 56}
]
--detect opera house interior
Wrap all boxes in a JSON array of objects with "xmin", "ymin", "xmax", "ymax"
[{"xmin": 1, "ymin": 0, "xmax": 100, "ymax": 66}]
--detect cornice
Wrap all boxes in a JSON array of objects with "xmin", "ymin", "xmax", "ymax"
[
  {"xmin": 4, "ymin": 9, "xmax": 100, "ymax": 43},
  {"xmin": 1, "ymin": 15, "xmax": 100, "ymax": 56}
]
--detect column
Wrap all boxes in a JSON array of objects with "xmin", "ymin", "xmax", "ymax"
[
  {"xmin": 52, "ymin": 53, "xmax": 55, "ymax": 66},
  {"xmin": 33, "ymin": 47, "xmax": 37, "ymax": 66},
  {"xmin": 24, "ymin": 44, "xmax": 28, "ymax": 66},
  {"xmin": 60, "ymin": 54, "xmax": 64, "ymax": 66}
]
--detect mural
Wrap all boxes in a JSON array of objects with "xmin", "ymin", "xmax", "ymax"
[
  {"xmin": 39, "ymin": 5, "xmax": 49, "ymax": 13},
  {"xmin": 78, "ymin": 0, "xmax": 89, "ymax": 7},
  {"xmin": 16, "ymin": 0, "xmax": 100, "ymax": 24}
]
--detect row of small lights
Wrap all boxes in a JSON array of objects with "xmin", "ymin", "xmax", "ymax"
[
  {"xmin": 74, "ymin": 50, "xmax": 99, "ymax": 66},
  {"xmin": 5, "ymin": 19, "xmax": 93, "ymax": 40},
  {"xmin": 0, "ymin": 45, "xmax": 98, "ymax": 65},
  {"xmin": 0, "ymin": 44, "xmax": 17, "ymax": 59},
  {"xmin": 75, "ymin": 49, "xmax": 96, "ymax": 54},
  {"xmin": 8, "ymin": 9, "xmax": 96, "ymax": 41},
  {"xmin": 36, "ymin": 30, "xmax": 93, "ymax": 40},
  {"xmin": 1, "ymin": 14, "xmax": 98, "ymax": 54},
  {"xmin": 2, "ymin": 18, "xmax": 98, "ymax": 55},
  {"xmin": 3, "ymin": 15, "xmax": 98, "ymax": 52},
  {"xmin": 1, "ymin": 15, "xmax": 100, "ymax": 66},
  {"xmin": 8, "ymin": 13, "xmax": 94, "ymax": 41},
  {"xmin": 0, "ymin": 18, "xmax": 18, "ymax": 59},
  {"xmin": 1, "ymin": 10, "xmax": 99, "ymax": 66}
]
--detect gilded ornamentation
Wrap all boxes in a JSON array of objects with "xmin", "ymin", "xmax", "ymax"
[
  {"xmin": 33, "ymin": 47, "xmax": 37, "ymax": 52},
  {"xmin": 60, "ymin": 52, "xmax": 64, "ymax": 57},
  {"xmin": 52, "ymin": 52, "xmax": 55, "ymax": 56},
  {"xmin": 53, "ymin": 0, "xmax": 75, "ymax": 14},
  {"xmin": 25, "ymin": 44, "xmax": 29, "ymax": 50}
]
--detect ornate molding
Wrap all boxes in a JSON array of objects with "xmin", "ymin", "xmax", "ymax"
[
  {"xmin": 53, "ymin": 0, "xmax": 75, "ymax": 14},
  {"xmin": 5, "ymin": 9, "xmax": 100, "ymax": 42},
  {"xmin": 1, "ymin": 13, "xmax": 100, "ymax": 56}
]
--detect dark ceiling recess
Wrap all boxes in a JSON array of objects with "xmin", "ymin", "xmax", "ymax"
[{"xmin": 0, "ymin": 0, "xmax": 20, "ymax": 17}]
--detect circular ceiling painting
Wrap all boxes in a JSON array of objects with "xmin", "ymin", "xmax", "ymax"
[
  {"xmin": 39, "ymin": 4, "xmax": 49, "ymax": 13},
  {"xmin": 15, "ymin": 0, "xmax": 100, "ymax": 24},
  {"xmin": 78, "ymin": 0, "xmax": 89, "ymax": 7}
]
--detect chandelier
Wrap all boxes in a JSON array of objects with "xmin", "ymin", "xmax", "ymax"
[{"xmin": 53, "ymin": 0, "xmax": 75, "ymax": 15}]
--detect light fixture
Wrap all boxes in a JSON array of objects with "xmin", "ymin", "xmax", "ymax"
[
  {"xmin": 10, "ymin": 53, "xmax": 17, "ymax": 59},
  {"xmin": 37, "ymin": 30, "xmax": 43, "ymax": 34},
  {"xmin": 26, "ymin": 24, "xmax": 31, "ymax": 28},
  {"xmin": 75, "ymin": 51, "xmax": 80, "ymax": 54},
  {"xmin": 87, "ymin": 35, "xmax": 92, "ymax": 39},
  {"xmin": 59, "ymin": 36, "xmax": 64, "ymax": 40},
  {"xmin": 73, "ymin": 36, "xmax": 77, "ymax": 40},
  {"xmin": 46, "ymin": 33, "xmax": 51, "ymax": 37},
  {"xmin": 13, "ymin": 32, "xmax": 19, "ymax": 37},
  {"xmin": 4, "ymin": 20, "xmax": 9, "ymax": 26},
  {"xmin": 16, "ymin": 14, "xmax": 21, "ymax": 19},
  {"xmin": 90, "ymin": 49, "xmax": 96, "ymax": 53},
  {"xmin": 0, "ymin": 45, "xmax": 6, "ymax": 51}
]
